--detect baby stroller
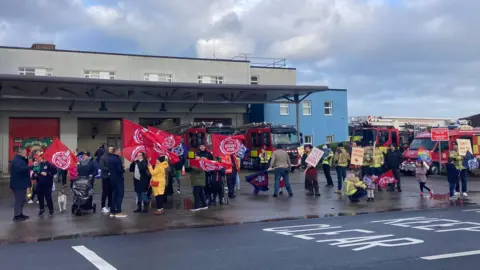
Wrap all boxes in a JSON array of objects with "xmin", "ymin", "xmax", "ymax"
[{"xmin": 71, "ymin": 177, "xmax": 97, "ymax": 216}]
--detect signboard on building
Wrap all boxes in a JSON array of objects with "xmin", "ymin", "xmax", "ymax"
[{"xmin": 431, "ymin": 128, "xmax": 449, "ymax": 141}]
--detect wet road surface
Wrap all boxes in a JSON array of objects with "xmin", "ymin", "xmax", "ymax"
[{"xmin": 2, "ymin": 207, "xmax": 480, "ymax": 269}]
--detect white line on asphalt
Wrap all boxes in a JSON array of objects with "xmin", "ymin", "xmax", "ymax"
[
  {"xmin": 462, "ymin": 209, "xmax": 480, "ymax": 212},
  {"xmin": 72, "ymin": 245, "xmax": 117, "ymax": 270},
  {"xmin": 421, "ymin": 250, "xmax": 480, "ymax": 260}
]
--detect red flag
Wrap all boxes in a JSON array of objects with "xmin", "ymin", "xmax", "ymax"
[
  {"xmin": 147, "ymin": 126, "xmax": 182, "ymax": 149},
  {"xmin": 43, "ymin": 138, "xmax": 78, "ymax": 170},
  {"xmin": 122, "ymin": 119, "xmax": 147, "ymax": 148},
  {"xmin": 190, "ymin": 159, "xmax": 232, "ymax": 172},
  {"xmin": 211, "ymin": 134, "xmax": 245, "ymax": 158},
  {"xmin": 122, "ymin": 145, "xmax": 158, "ymax": 166},
  {"xmin": 373, "ymin": 170, "xmax": 398, "ymax": 189}
]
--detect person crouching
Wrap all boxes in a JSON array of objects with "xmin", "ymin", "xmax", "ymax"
[
  {"xmin": 344, "ymin": 170, "xmax": 367, "ymax": 203},
  {"xmin": 32, "ymin": 154, "xmax": 57, "ymax": 216},
  {"xmin": 148, "ymin": 156, "xmax": 170, "ymax": 215}
]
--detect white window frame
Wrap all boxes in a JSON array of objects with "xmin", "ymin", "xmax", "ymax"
[
  {"xmin": 144, "ymin": 73, "xmax": 173, "ymax": 82},
  {"xmin": 326, "ymin": 135, "xmax": 335, "ymax": 144},
  {"xmin": 304, "ymin": 135, "xmax": 313, "ymax": 144},
  {"xmin": 18, "ymin": 67, "xmax": 53, "ymax": 76},
  {"xmin": 302, "ymin": 100, "xmax": 312, "ymax": 115},
  {"xmin": 324, "ymin": 101, "xmax": 333, "ymax": 116},
  {"xmin": 280, "ymin": 103, "xmax": 289, "ymax": 116},
  {"xmin": 198, "ymin": 75, "xmax": 224, "ymax": 84},
  {"xmin": 84, "ymin": 70, "xmax": 115, "ymax": 80},
  {"xmin": 250, "ymin": 75, "xmax": 259, "ymax": 85}
]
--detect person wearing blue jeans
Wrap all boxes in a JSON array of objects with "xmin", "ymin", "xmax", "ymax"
[
  {"xmin": 335, "ymin": 166, "xmax": 347, "ymax": 192},
  {"xmin": 455, "ymin": 169, "xmax": 468, "ymax": 196},
  {"xmin": 446, "ymin": 159, "xmax": 459, "ymax": 200},
  {"xmin": 269, "ymin": 147, "xmax": 293, "ymax": 197}
]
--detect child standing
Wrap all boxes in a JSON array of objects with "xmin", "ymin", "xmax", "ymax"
[
  {"xmin": 363, "ymin": 173, "xmax": 376, "ymax": 202},
  {"xmin": 416, "ymin": 160, "xmax": 433, "ymax": 197},
  {"xmin": 446, "ymin": 158, "xmax": 459, "ymax": 200}
]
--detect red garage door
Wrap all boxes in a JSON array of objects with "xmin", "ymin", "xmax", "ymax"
[{"xmin": 9, "ymin": 118, "xmax": 60, "ymax": 162}]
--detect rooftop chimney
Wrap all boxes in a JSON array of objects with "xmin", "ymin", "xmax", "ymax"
[{"xmin": 31, "ymin": 43, "xmax": 56, "ymax": 50}]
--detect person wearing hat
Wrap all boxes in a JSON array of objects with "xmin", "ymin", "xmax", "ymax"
[
  {"xmin": 450, "ymin": 142, "xmax": 468, "ymax": 197},
  {"xmin": 32, "ymin": 153, "xmax": 57, "ymax": 216},
  {"xmin": 333, "ymin": 143, "xmax": 350, "ymax": 194},
  {"xmin": 320, "ymin": 144, "xmax": 334, "ymax": 188},
  {"xmin": 195, "ymin": 144, "xmax": 214, "ymax": 203}
]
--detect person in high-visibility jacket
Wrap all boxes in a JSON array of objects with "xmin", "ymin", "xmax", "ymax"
[
  {"xmin": 450, "ymin": 142, "xmax": 468, "ymax": 196},
  {"xmin": 362, "ymin": 146, "xmax": 373, "ymax": 180},
  {"xmin": 370, "ymin": 146, "xmax": 384, "ymax": 191},
  {"xmin": 321, "ymin": 145, "xmax": 334, "ymax": 188},
  {"xmin": 259, "ymin": 145, "xmax": 271, "ymax": 171},
  {"xmin": 221, "ymin": 154, "xmax": 240, "ymax": 199},
  {"xmin": 344, "ymin": 172, "xmax": 367, "ymax": 203},
  {"xmin": 334, "ymin": 143, "xmax": 350, "ymax": 194}
]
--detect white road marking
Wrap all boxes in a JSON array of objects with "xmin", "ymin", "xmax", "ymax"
[
  {"xmin": 421, "ymin": 250, "xmax": 480, "ymax": 260},
  {"xmin": 72, "ymin": 245, "xmax": 117, "ymax": 270},
  {"xmin": 462, "ymin": 209, "xmax": 480, "ymax": 212}
]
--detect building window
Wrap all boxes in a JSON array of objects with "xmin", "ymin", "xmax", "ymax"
[
  {"xmin": 302, "ymin": 100, "xmax": 312, "ymax": 115},
  {"xmin": 84, "ymin": 70, "xmax": 115, "ymax": 80},
  {"xmin": 18, "ymin": 67, "xmax": 53, "ymax": 76},
  {"xmin": 251, "ymin": 76, "xmax": 259, "ymax": 85},
  {"xmin": 198, "ymin": 75, "xmax": 223, "ymax": 84},
  {"xmin": 280, "ymin": 103, "xmax": 289, "ymax": 115},
  {"xmin": 326, "ymin": 135, "xmax": 335, "ymax": 144},
  {"xmin": 324, "ymin": 101, "xmax": 333, "ymax": 115},
  {"xmin": 304, "ymin": 135, "xmax": 313, "ymax": 144},
  {"xmin": 144, "ymin": 73, "xmax": 173, "ymax": 82}
]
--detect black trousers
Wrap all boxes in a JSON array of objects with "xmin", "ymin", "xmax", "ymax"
[
  {"xmin": 227, "ymin": 172, "xmax": 237, "ymax": 197},
  {"xmin": 193, "ymin": 186, "xmax": 206, "ymax": 209},
  {"xmin": 101, "ymin": 178, "xmax": 112, "ymax": 209},
  {"xmin": 37, "ymin": 186, "xmax": 54, "ymax": 211},
  {"xmin": 57, "ymin": 170, "xmax": 68, "ymax": 186},
  {"xmin": 13, "ymin": 189, "xmax": 27, "ymax": 217},
  {"xmin": 155, "ymin": 195, "xmax": 164, "ymax": 210},
  {"xmin": 204, "ymin": 172, "xmax": 212, "ymax": 200},
  {"xmin": 211, "ymin": 180, "xmax": 224, "ymax": 203},
  {"xmin": 392, "ymin": 168, "xmax": 401, "ymax": 189},
  {"xmin": 322, "ymin": 164, "xmax": 334, "ymax": 186}
]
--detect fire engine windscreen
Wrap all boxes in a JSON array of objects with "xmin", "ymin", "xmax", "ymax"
[
  {"xmin": 352, "ymin": 129, "xmax": 376, "ymax": 147},
  {"xmin": 272, "ymin": 132, "xmax": 299, "ymax": 145},
  {"xmin": 409, "ymin": 138, "xmax": 435, "ymax": 150}
]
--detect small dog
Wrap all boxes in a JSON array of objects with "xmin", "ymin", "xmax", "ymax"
[{"xmin": 57, "ymin": 187, "xmax": 67, "ymax": 213}]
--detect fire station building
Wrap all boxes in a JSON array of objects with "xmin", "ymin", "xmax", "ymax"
[{"xmin": 0, "ymin": 44, "xmax": 348, "ymax": 174}]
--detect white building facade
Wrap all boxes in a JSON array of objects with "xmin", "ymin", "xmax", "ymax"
[{"xmin": 0, "ymin": 44, "xmax": 298, "ymax": 173}]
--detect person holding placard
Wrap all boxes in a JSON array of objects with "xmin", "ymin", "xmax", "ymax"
[
  {"xmin": 450, "ymin": 142, "xmax": 467, "ymax": 197},
  {"xmin": 301, "ymin": 144, "xmax": 320, "ymax": 196},
  {"xmin": 321, "ymin": 145, "xmax": 334, "ymax": 188}
]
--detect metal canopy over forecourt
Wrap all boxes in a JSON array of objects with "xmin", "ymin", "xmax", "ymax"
[{"xmin": 0, "ymin": 74, "xmax": 341, "ymax": 131}]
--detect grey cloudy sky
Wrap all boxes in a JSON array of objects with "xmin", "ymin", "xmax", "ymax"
[{"xmin": 0, "ymin": 0, "xmax": 478, "ymax": 118}]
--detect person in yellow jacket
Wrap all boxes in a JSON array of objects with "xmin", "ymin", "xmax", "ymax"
[
  {"xmin": 147, "ymin": 156, "xmax": 170, "ymax": 215},
  {"xmin": 321, "ymin": 145, "xmax": 334, "ymax": 188},
  {"xmin": 450, "ymin": 142, "xmax": 468, "ymax": 197},
  {"xmin": 334, "ymin": 143, "xmax": 350, "ymax": 194},
  {"xmin": 361, "ymin": 145, "xmax": 373, "ymax": 179},
  {"xmin": 344, "ymin": 171, "xmax": 367, "ymax": 203},
  {"xmin": 370, "ymin": 146, "xmax": 384, "ymax": 191},
  {"xmin": 259, "ymin": 145, "xmax": 271, "ymax": 171}
]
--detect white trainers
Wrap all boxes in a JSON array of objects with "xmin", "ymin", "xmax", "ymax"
[
  {"xmin": 454, "ymin": 192, "xmax": 460, "ymax": 196},
  {"xmin": 449, "ymin": 196, "xmax": 456, "ymax": 201},
  {"xmin": 28, "ymin": 200, "xmax": 33, "ymax": 204},
  {"xmin": 190, "ymin": 208, "xmax": 200, "ymax": 212},
  {"xmin": 101, "ymin": 207, "xmax": 110, "ymax": 213},
  {"xmin": 462, "ymin": 192, "xmax": 468, "ymax": 197}
]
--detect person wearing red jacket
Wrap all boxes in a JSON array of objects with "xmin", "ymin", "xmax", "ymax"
[{"xmin": 301, "ymin": 144, "xmax": 320, "ymax": 196}]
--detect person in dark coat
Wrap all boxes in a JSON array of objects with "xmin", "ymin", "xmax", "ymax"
[
  {"xmin": 108, "ymin": 147, "xmax": 126, "ymax": 217},
  {"xmin": 129, "ymin": 152, "xmax": 150, "ymax": 213},
  {"xmin": 76, "ymin": 151, "xmax": 97, "ymax": 179},
  {"xmin": 32, "ymin": 153, "xmax": 57, "ymax": 216},
  {"xmin": 301, "ymin": 144, "xmax": 320, "ymax": 196},
  {"xmin": 99, "ymin": 146, "xmax": 114, "ymax": 213},
  {"xmin": 195, "ymin": 145, "xmax": 214, "ymax": 203},
  {"xmin": 446, "ymin": 158, "xmax": 459, "ymax": 200},
  {"xmin": 384, "ymin": 144, "xmax": 403, "ymax": 192},
  {"xmin": 94, "ymin": 144, "xmax": 105, "ymax": 162},
  {"xmin": 10, "ymin": 148, "xmax": 34, "ymax": 222}
]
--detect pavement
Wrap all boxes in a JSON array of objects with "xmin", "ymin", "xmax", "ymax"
[
  {"xmin": 0, "ymin": 170, "xmax": 478, "ymax": 245},
  {"xmin": 2, "ymin": 208, "xmax": 480, "ymax": 269}
]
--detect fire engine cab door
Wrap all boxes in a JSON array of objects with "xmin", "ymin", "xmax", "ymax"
[
  {"xmin": 472, "ymin": 135, "xmax": 480, "ymax": 155},
  {"xmin": 377, "ymin": 129, "xmax": 390, "ymax": 152}
]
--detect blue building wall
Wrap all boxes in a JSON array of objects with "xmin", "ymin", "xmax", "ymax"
[{"xmin": 262, "ymin": 90, "xmax": 348, "ymax": 146}]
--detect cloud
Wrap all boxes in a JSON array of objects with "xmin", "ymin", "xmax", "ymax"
[{"xmin": 0, "ymin": 0, "xmax": 479, "ymax": 118}]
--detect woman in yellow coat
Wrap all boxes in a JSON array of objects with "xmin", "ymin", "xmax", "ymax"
[{"xmin": 148, "ymin": 156, "xmax": 170, "ymax": 215}]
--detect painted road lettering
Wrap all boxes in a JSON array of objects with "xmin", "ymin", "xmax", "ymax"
[
  {"xmin": 263, "ymin": 224, "xmax": 423, "ymax": 251},
  {"xmin": 371, "ymin": 216, "xmax": 480, "ymax": 232}
]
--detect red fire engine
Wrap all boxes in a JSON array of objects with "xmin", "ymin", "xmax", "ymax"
[
  {"xmin": 235, "ymin": 122, "xmax": 301, "ymax": 169},
  {"xmin": 350, "ymin": 122, "xmax": 401, "ymax": 152},
  {"xmin": 166, "ymin": 122, "xmax": 235, "ymax": 159},
  {"xmin": 401, "ymin": 123, "xmax": 480, "ymax": 175}
]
